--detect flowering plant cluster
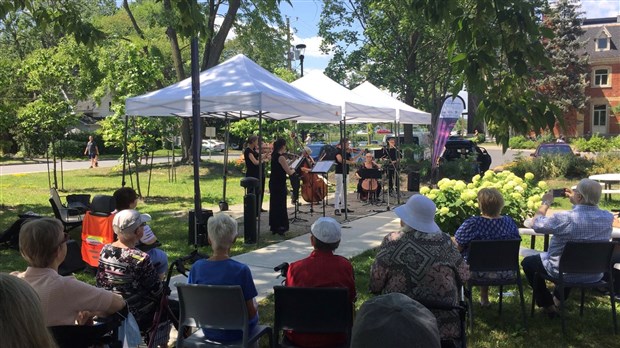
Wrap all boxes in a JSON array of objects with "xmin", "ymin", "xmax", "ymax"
[{"xmin": 420, "ymin": 170, "xmax": 547, "ymax": 234}]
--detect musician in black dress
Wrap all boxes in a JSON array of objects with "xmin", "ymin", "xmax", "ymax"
[
  {"xmin": 290, "ymin": 146, "xmax": 313, "ymax": 205},
  {"xmin": 269, "ymin": 138, "xmax": 296, "ymax": 235},
  {"xmin": 383, "ymin": 137, "xmax": 399, "ymax": 194},
  {"xmin": 244, "ymin": 135, "xmax": 268, "ymax": 214}
]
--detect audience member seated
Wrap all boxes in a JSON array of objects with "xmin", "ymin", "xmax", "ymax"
[
  {"xmin": 285, "ymin": 217, "xmax": 357, "ymax": 347},
  {"xmin": 96, "ymin": 209, "xmax": 164, "ymax": 331},
  {"xmin": 521, "ymin": 179, "xmax": 613, "ymax": 317},
  {"xmin": 113, "ymin": 187, "xmax": 168, "ymax": 279},
  {"xmin": 454, "ymin": 188, "xmax": 520, "ymax": 306},
  {"xmin": 0, "ymin": 273, "xmax": 59, "ymax": 348},
  {"xmin": 188, "ymin": 213, "xmax": 259, "ymax": 343},
  {"xmin": 351, "ymin": 293, "xmax": 440, "ymax": 348},
  {"xmin": 370, "ymin": 194, "xmax": 469, "ymax": 345},
  {"xmin": 12, "ymin": 218, "xmax": 125, "ymax": 326}
]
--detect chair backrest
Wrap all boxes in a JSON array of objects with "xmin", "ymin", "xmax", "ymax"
[
  {"xmin": 81, "ymin": 211, "xmax": 116, "ymax": 267},
  {"xmin": 90, "ymin": 195, "xmax": 116, "ymax": 216},
  {"xmin": 273, "ymin": 286, "xmax": 352, "ymax": 336},
  {"xmin": 49, "ymin": 198, "xmax": 64, "ymax": 220},
  {"xmin": 49, "ymin": 320, "xmax": 120, "ymax": 348},
  {"xmin": 50, "ymin": 188, "xmax": 64, "ymax": 209},
  {"xmin": 559, "ymin": 241, "xmax": 615, "ymax": 275},
  {"xmin": 176, "ymin": 283, "xmax": 250, "ymax": 343},
  {"xmin": 467, "ymin": 239, "xmax": 521, "ymax": 273}
]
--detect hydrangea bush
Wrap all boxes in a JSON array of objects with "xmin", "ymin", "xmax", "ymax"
[{"xmin": 420, "ymin": 170, "xmax": 547, "ymax": 234}]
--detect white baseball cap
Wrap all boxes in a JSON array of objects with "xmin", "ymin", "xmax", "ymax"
[
  {"xmin": 113, "ymin": 209, "xmax": 150, "ymax": 235},
  {"xmin": 311, "ymin": 217, "xmax": 342, "ymax": 243}
]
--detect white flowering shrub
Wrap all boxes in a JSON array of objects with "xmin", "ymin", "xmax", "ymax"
[{"xmin": 420, "ymin": 170, "xmax": 546, "ymax": 234}]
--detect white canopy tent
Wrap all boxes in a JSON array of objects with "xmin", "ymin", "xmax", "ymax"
[
  {"xmin": 126, "ymin": 54, "xmax": 341, "ymax": 121},
  {"xmin": 124, "ymin": 54, "xmax": 342, "ymax": 246},
  {"xmin": 351, "ymin": 81, "xmax": 431, "ymax": 125},
  {"xmin": 290, "ymin": 72, "xmax": 395, "ymax": 123}
]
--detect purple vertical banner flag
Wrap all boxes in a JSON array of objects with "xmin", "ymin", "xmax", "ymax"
[{"xmin": 431, "ymin": 96, "xmax": 466, "ymax": 170}]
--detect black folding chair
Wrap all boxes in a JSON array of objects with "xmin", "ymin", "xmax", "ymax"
[
  {"xmin": 176, "ymin": 283, "xmax": 272, "ymax": 348},
  {"xmin": 273, "ymin": 286, "xmax": 352, "ymax": 348},
  {"xmin": 530, "ymin": 240, "xmax": 617, "ymax": 335},
  {"xmin": 49, "ymin": 316, "xmax": 122, "ymax": 348},
  {"xmin": 466, "ymin": 239, "xmax": 527, "ymax": 329},
  {"xmin": 418, "ymin": 299, "xmax": 468, "ymax": 348}
]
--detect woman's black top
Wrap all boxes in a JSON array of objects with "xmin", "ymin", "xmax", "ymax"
[{"xmin": 244, "ymin": 147, "xmax": 260, "ymax": 178}]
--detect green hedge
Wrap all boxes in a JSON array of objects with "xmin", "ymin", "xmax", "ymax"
[{"xmin": 510, "ymin": 154, "xmax": 593, "ymax": 180}]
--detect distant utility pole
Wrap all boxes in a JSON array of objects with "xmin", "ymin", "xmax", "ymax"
[{"xmin": 286, "ymin": 16, "xmax": 292, "ymax": 70}]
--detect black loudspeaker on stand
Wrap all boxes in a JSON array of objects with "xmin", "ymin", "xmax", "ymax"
[
  {"xmin": 188, "ymin": 209, "xmax": 213, "ymax": 246},
  {"xmin": 240, "ymin": 177, "xmax": 259, "ymax": 244},
  {"xmin": 407, "ymin": 171, "xmax": 420, "ymax": 192}
]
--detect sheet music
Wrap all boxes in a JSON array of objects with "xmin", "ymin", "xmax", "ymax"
[
  {"xmin": 289, "ymin": 157, "xmax": 304, "ymax": 171},
  {"xmin": 311, "ymin": 160, "xmax": 334, "ymax": 173}
]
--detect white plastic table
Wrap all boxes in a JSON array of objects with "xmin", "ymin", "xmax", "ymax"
[{"xmin": 589, "ymin": 174, "xmax": 620, "ymax": 201}]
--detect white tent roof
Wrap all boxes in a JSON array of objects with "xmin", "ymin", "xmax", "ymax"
[
  {"xmin": 352, "ymin": 81, "xmax": 431, "ymax": 125},
  {"xmin": 290, "ymin": 72, "xmax": 396, "ymax": 123},
  {"xmin": 125, "ymin": 54, "xmax": 341, "ymax": 121}
]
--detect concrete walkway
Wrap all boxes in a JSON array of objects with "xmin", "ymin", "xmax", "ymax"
[{"xmin": 169, "ymin": 210, "xmax": 401, "ymax": 301}]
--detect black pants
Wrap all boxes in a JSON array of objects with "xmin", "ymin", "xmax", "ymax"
[{"xmin": 521, "ymin": 255, "xmax": 571, "ymax": 308}]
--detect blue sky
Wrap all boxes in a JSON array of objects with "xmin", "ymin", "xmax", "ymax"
[{"xmin": 116, "ymin": 0, "xmax": 620, "ymax": 73}]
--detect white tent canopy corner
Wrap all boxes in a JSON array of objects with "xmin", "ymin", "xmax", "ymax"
[{"xmin": 352, "ymin": 81, "xmax": 431, "ymax": 125}]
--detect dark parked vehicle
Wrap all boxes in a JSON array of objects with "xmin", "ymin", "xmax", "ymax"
[
  {"xmin": 530, "ymin": 143, "xmax": 577, "ymax": 158},
  {"xmin": 439, "ymin": 139, "xmax": 492, "ymax": 173}
]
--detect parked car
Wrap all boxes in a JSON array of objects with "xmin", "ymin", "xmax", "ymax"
[
  {"xmin": 439, "ymin": 139, "xmax": 492, "ymax": 173},
  {"xmin": 202, "ymin": 139, "xmax": 225, "ymax": 152},
  {"xmin": 530, "ymin": 143, "xmax": 577, "ymax": 158}
]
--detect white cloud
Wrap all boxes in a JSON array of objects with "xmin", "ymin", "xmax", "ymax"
[
  {"xmin": 292, "ymin": 35, "xmax": 332, "ymax": 58},
  {"xmin": 579, "ymin": 0, "xmax": 620, "ymax": 18}
]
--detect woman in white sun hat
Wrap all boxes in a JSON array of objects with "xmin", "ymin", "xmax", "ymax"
[{"xmin": 369, "ymin": 194, "xmax": 469, "ymax": 346}]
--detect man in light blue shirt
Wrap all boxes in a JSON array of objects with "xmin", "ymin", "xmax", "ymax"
[{"xmin": 521, "ymin": 179, "xmax": 613, "ymax": 316}]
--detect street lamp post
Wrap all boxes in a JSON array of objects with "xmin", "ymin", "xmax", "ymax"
[{"xmin": 296, "ymin": 43, "xmax": 306, "ymax": 77}]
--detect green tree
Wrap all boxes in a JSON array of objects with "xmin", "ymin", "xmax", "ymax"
[
  {"xmin": 532, "ymin": 0, "xmax": 589, "ymax": 136},
  {"xmin": 320, "ymin": 0, "xmax": 555, "ymax": 150}
]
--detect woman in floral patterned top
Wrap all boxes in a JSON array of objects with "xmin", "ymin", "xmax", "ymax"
[
  {"xmin": 370, "ymin": 195, "xmax": 469, "ymax": 345},
  {"xmin": 96, "ymin": 209, "xmax": 163, "ymax": 330}
]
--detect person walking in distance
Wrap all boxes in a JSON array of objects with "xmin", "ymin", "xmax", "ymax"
[{"xmin": 84, "ymin": 135, "xmax": 99, "ymax": 168}]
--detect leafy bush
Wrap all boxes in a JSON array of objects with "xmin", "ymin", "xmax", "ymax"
[
  {"xmin": 438, "ymin": 157, "xmax": 480, "ymax": 182},
  {"xmin": 510, "ymin": 154, "xmax": 593, "ymax": 180},
  {"xmin": 590, "ymin": 153, "xmax": 620, "ymax": 175},
  {"xmin": 572, "ymin": 134, "xmax": 613, "ymax": 153},
  {"xmin": 508, "ymin": 135, "xmax": 537, "ymax": 149},
  {"xmin": 420, "ymin": 171, "xmax": 546, "ymax": 234}
]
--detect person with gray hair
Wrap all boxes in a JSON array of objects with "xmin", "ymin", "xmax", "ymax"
[
  {"xmin": 522, "ymin": 178, "xmax": 614, "ymax": 317},
  {"xmin": 351, "ymin": 293, "xmax": 440, "ymax": 348},
  {"xmin": 96, "ymin": 209, "xmax": 163, "ymax": 330},
  {"xmin": 188, "ymin": 213, "xmax": 259, "ymax": 343}
]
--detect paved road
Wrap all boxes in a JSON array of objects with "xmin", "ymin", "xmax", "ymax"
[
  {"xmin": 1, "ymin": 146, "xmax": 528, "ymax": 176},
  {"xmin": 0, "ymin": 153, "xmax": 229, "ymax": 176}
]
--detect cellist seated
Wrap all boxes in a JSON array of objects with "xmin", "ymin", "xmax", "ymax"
[{"xmin": 355, "ymin": 153, "xmax": 382, "ymax": 201}]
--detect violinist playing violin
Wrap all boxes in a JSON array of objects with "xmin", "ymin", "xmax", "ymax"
[
  {"xmin": 355, "ymin": 152, "xmax": 382, "ymax": 201},
  {"xmin": 334, "ymin": 139, "xmax": 363, "ymax": 216},
  {"xmin": 383, "ymin": 137, "xmax": 399, "ymax": 194},
  {"xmin": 244, "ymin": 135, "xmax": 269, "ymax": 214}
]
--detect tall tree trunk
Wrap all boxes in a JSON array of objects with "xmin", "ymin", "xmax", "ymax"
[
  {"xmin": 162, "ymin": 0, "xmax": 190, "ymax": 162},
  {"xmin": 403, "ymin": 32, "xmax": 421, "ymax": 144}
]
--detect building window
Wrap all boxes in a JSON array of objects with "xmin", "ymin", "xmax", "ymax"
[
  {"xmin": 594, "ymin": 68, "xmax": 610, "ymax": 87},
  {"xmin": 593, "ymin": 105, "xmax": 607, "ymax": 127},
  {"xmin": 597, "ymin": 37, "xmax": 610, "ymax": 51}
]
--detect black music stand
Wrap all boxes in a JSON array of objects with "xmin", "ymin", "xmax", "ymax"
[
  {"xmin": 311, "ymin": 160, "xmax": 334, "ymax": 217},
  {"xmin": 358, "ymin": 168, "xmax": 382, "ymax": 205}
]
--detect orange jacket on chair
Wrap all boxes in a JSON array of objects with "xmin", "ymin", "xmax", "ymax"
[{"xmin": 81, "ymin": 211, "xmax": 115, "ymax": 267}]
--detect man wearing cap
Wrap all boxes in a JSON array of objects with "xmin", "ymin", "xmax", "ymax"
[
  {"xmin": 113, "ymin": 187, "xmax": 168, "ymax": 279},
  {"xmin": 285, "ymin": 217, "xmax": 356, "ymax": 347},
  {"xmin": 370, "ymin": 194, "xmax": 468, "ymax": 345},
  {"xmin": 96, "ymin": 209, "xmax": 164, "ymax": 330},
  {"xmin": 351, "ymin": 293, "xmax": 441, "ymax": 348}
]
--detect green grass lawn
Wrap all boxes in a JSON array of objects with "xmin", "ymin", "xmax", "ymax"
[{"xmin": 3, "ymin": 167, "xmax": 619, "ymax": 347}]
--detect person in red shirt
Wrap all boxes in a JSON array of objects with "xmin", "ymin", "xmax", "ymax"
[{"xmin": 285, "ymin": 217, "xmax": 356, "ymax": 347}]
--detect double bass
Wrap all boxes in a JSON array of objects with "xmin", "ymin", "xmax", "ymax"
[{"xmin": 300, "ymin": 153, "xmax": 328, "ymax": 203}]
